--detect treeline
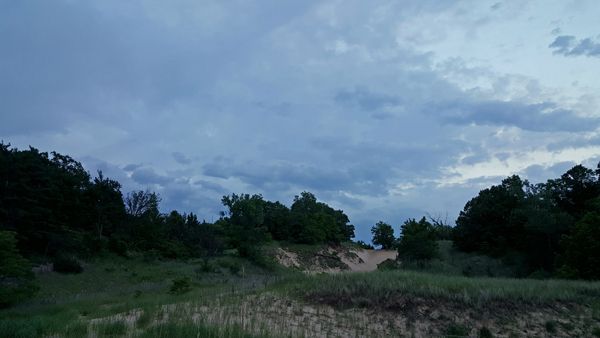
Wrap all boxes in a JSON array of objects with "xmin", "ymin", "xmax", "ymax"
[
  {"xmin": 0, "ymin": 143, "xmax": 354, "ymax": 306},
  {"xmin": 370, "ymin": 165, "xmax": 600, "ymax": 280},
  {"xmin": 453, "ymin": 168, "xmax": 600, "ymax": 280},
  {"xmin": 0, "ymin": 144, "xmax": 354, "ymax": 259}
]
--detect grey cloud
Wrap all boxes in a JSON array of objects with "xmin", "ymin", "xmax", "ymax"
[
  {"xmin": 172, "ymin": 152, "xmax": 192, "ymax": 165},
  {"xmin": 131, "ymin": 167, "xmax": 173, "ymax": 186},
  {"xmin": 549, "ymin": 35, "xmax": 600, "ymax": 57},
  {"xmin": 123, "ymin": 163, "xmax": 143, "ymax": 172},
  {"xmin": 521, "ymin": 161, "xmax": 575, "ymax": 183},
  {"xmin": 434, "ymin": 99, "xmax": 599, "ymax": 132},
  {"xmin": 193, "ymin": 179, "xmax": 228, "ymax": 194},
  {"xmin": 334, "ymin": 87, "xmax": 401, "ymax": 112}
]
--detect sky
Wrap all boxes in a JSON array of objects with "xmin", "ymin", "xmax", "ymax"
[{"xmin": 2, "ymin": 0, "xmax": 600, "ymax": 242}]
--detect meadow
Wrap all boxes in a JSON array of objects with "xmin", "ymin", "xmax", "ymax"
[{"xmin": 2, "ymin": 249, "xmax": 600, "ymax": 338}]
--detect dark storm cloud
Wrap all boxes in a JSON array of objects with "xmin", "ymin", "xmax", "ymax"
[
  {"xmin": 433, "ymin": 99, "xmax": 599, "ymax": 132},
  {"xmin": 549, "ymin": 35, "xmax": 600, "ymax": 57}
]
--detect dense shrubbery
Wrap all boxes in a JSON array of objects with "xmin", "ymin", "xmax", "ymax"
[
  {"xmin": 397, "ymin": 217, "xmax": 438, "ymax": 261},
  {"xmin": 0, "ymin": 231, "xmax": 38, "ymax": 307},
  {"xmin": 53, "ymin": 255, "xmax": 83, "ymax": 274},
  {"xmin": 453, "ymin": 165, "xmax": 600, "ymax": 279},
  {"xmin": 0, "ymin": 143, "xmax": 359, "ymax": 305}
]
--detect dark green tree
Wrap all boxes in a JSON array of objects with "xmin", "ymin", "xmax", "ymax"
[
  {"xmin": 558, "ymin": 211, "xmax": 600, "ymax": 280},
  {"xmin": 0, "ymin": 231, "xmax": 38, "ymax": 307},
  {"xmin": 371, "ymin": 221, "xmax": 395, "ymax": 249},
  {"xmin": 397, "ymin": 217, "xmax": 438, "ymax": 261},
  {"xmin": 290, "ymin": 192, "xmax": 354, "ymax": 244},
  {"xmin": 453, "ymin": 175, "xmax": 527, "ymax": 256},
  {"xmin": 263, "ymin": 201, "xmax": 292, "ymax": 241},
  {"xmin": 221, "ymin": 194, "xmax": 270, "ymax": 259}
]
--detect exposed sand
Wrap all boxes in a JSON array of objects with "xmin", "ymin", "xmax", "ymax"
[
  {"xmin": 340, "ymin": 249, "xmax": 397, "ymax": 272},
  {"xmin": 276, "ymin": 247, "xmax": 397, "ymax": 273}
]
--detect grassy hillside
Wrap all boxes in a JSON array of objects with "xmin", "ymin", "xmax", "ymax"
[{"xmin": 2, "ymin": 252, "xmax": 600, "ymax": 337}]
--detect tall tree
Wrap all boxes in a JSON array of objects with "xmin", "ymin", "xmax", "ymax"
[
  {"xmin": 221, "ymin": 194, "xmax": 270, "ymax": 258},
  {"xmin": 397, "ymin": 217, "xmax": 438, "ymax": 261},
  {"xmin": 371, "ymin": 221, "xmax": 395, "ymax": 249}
]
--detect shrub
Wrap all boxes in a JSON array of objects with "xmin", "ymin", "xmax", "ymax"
[
  {"xmin": 195, "ymin": 258, "xmax": 215, "ymax": 276},
  {"xmin": 53, "ymin": 255, "xmax": 83, "ymax": 274},
  {"xmin": 478, "ymin": 327, "xmax": 493, "ymax": 338},
  {"xmin": 355, "ymin": 240, "xmax": 374, "ymax": 250},
  {"xmin": 108, "ymin": 237, "xmax": 128, "ymax": 256},
  {"xmin": 377, "ymin": 258, "xmax": 399, "ymax": 271},
  {"xmin": 169, "ymin": 277, "xmax": 193, "ymax": 294},
  {"xmin": 446, "ymin": 323, "xmax": 470, "ymax": 337},
  {"xmin": 0, "ymin": 231, "xmax": 39, "ymax": 307},
  {"xmin": 545, "ymin": 320, "xmax": 557, "ymax": 333}
]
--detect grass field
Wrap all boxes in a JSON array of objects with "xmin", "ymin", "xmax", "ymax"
[{"xmin": 2, "ymin": 252, "xmax": 600, "ymax": 337}]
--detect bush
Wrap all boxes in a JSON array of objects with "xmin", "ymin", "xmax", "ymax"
[
  {"xmin": 377, "ymin": 258, "xmax": 399, "ymax": 271},
  {"xmin": 478, "ymin": 327, "xmax": 493, "ymax": 338},
  {"xmin": 108, "ymin": 237, "xmax": 128, "ymax": 256},
  {"xmin": 355, "ymin": 240, "xmax": 374, "ymax": 250},
  {"xmin": 446, "ymin": 323, "xmax": 470, "ymax": 337},
  {"xmin": 195, "ymin": 258, "xmax": 215, "ymax": 276},
  {"xmin": 53, "ymin": 256, "xmax": 83, "ymax": 274},
  {"xmin": 0, "ymin": 231, "xmax": 39, "ymax": 307},
  {"xmin": 169, "ymin": 277, "xmax": 193, "ymax": 294}
]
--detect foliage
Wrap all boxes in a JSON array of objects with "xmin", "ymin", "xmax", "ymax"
[
  {"xmin": 53, "ymin": 255, "xmax": 83, "ymax": 274},
  {"xmin": 289, "ymin": 192, "xmax": 355, "ymax": 244},
  {"xmin": 370, "ymin": 221, "xmax": 395, "ymax": 249},
  {"xmin": 221, "ymin": 193, "xmax": 270, "ymax": 260},
  {"xmin": 397, "ymin": 217, "xmax": 438, "ymax": 261},
  {"xmin": 452, "ymin": 166, "xmax": 600, "ymax": 279},
  {"xmin": 478, "ymin": 327, "xmax": 493, "ymax": 338},
  {"xmin": 446, "ymin": 323, "xmax": 470, "ymax": 337},
  {"xmin": 169, "ymin": 277, "xmax": 193, "ymax": 294},
  {"xmin": 0, "ymin": 231, "xmax": 38, "ymax": 307},
  {"xmin": 559, "ymin": 211, "xmax": 600, "ymax": 280},
  {"xmin": 355, "ymin": 240, "xmax": 374, "ymax": 250}
]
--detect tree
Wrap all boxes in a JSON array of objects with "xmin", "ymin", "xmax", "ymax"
[
  {"xmin": 125, "ymin": 190, "xmax": 161, "ymax": 218},
  {"xmin": 453, "ymin": 175, "xmax": 527, "ymax": 256},
  {"xmin": 263, "ymin": 201, "xmax": 292, "ymax": 241},
  {"xmin": 86, "ymin": 171, "xmax": 126, "ymax": 238},
  {"xmin": 371, "ymin": 221, "xmax": 395, "ymax": 249},
  {"xmin": 290, "ymin": 192, "xmax": 354, "ymax": 244},
  {"xmin": 397, "ymin": 217, "xmax": 438, "ymax": 261},
  {"xmin": 0, "ymin": 231, "xmax": 38, "ymax": 307},
  {"xmin": 558, "ymin": 212, "xmax": 600, "ymax": 280},
  {"xmin": 221, "ymin": 194, "xmax": 270, "ymax": 259}
]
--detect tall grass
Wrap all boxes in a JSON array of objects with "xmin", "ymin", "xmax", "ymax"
[{"xmin": 283, "ymin": 269, "xmax": 600, "ymax": 307}]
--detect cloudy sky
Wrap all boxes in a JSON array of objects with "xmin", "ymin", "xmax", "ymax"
[{"xmin": 2, "ymin": 0, "xmax": 600, "ymax": 241}]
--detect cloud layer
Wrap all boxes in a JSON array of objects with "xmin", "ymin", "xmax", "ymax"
[{"xmin": 2, "ymin": 0, "xmax": 600, "ymax": 241}]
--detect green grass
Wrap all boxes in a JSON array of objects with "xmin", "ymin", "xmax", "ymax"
[
  {"xmin": 140, "ymin": 321, "xmax": 267, "ymax": 338},
  {"xmin": 94, "ymin": 320, "xmax": 127, "ymax": 337},
  {"xmin": 2, "ymin": 252, "xmax": 600, "ymax": 337},
  {"xmin": 281, "ymin": 269, "xmax": 600, "ymax": 308}
]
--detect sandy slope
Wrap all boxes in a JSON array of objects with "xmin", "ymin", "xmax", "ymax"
[
  {"xmin": 276, "ymin": 247, "xmax": 397, "ymax": 273},
  {"xmin": 341, "ymin": 249, "xmax": 397, "ymax": 272}
]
